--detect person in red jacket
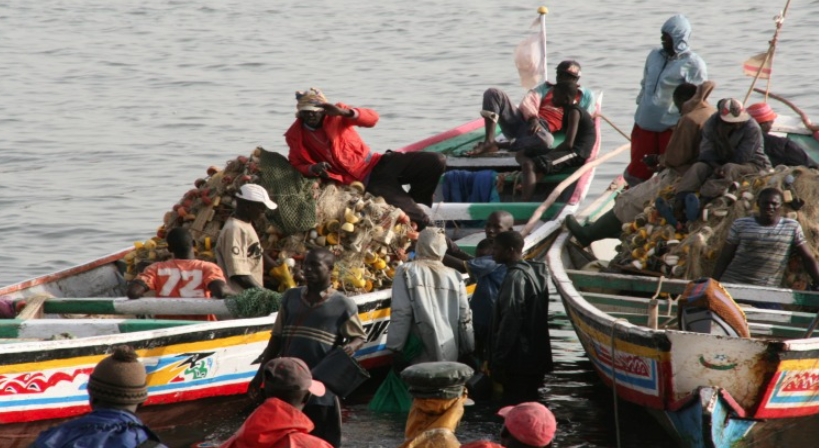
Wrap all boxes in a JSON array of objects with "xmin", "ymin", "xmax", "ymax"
[
  {"xmin": 286, "ymin": 88, "xmax": 446, "ymax": 230},
  {"xmin": 220, "ymin": 357, "xmax": 332, "ymax": 448}
]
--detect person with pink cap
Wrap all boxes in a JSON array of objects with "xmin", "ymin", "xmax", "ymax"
[
  {"xmin": 747, "ymin": 102, "xmax": 818, "ymax": 168},
  {"xmin": 220, "ymin": 357, "xmax": 333, "ymax": 448},
  {"xmin": 498, "ymin": 402, "xmax": 557, "ymax": 448}
]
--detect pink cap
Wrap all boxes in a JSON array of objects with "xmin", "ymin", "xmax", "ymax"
[
  {"xmin": 264, "ymin": 357, "xmax": 325, "ymax": 397},
  {"xmin": 747, "ymin": 102, "xmax": 778, "ymax": 124},
  {"xmin": 498, "ymin": 402, "xmax": 557, "ymax": 446}
]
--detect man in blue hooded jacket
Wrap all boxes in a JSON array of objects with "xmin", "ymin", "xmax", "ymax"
[{"xmin": 625, "ymin": 14, "xmax": 708, "ymax": 186}]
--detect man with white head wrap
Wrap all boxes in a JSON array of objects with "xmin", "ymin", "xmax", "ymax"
[{"xmin": 387, "ymin": 228, "xmax": 474, "ymax": 367}]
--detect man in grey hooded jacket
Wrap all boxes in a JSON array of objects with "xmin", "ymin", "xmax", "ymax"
[
  {"xmin": 387, "ymin": 227, "xmax": 474, "ymax": 365},
  {"xmin": 625, "ymin": 14, "xmax": 708, "ymax": 186}
]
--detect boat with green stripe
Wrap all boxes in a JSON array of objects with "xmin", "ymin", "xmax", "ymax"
[
  {"xmin": 0, "ymin": 92, "xmax": 603, "ymax": 428},
  {"xmin": 549, "ymin": 114, "xmax": 819, "ymax": 447}
]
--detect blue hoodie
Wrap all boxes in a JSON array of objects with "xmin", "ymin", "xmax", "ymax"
[{"xmin": 634, "ymin": 14, "xmax": 708, "ymax": 132}]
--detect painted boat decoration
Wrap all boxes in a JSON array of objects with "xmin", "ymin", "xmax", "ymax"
[
  {"xmin": 0, "ymin": 94, "xmax": 603, "ymax": 425},
  {"xmin": 548, "ymin": 116, "xmax": 819, "ymax": 447}
]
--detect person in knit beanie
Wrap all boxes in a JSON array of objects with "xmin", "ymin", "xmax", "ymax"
[{"xmin": 33, "ymin": 345, "xmax": 167, "ymax": 448}]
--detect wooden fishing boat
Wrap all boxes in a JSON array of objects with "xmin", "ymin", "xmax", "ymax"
[
  {"xmin": 0, "ymin": 94, "xmax": 603, "ymax": 428},
  {"xmin": 549, "ymin": 115, "xmax": 819, "ymax": 447}
]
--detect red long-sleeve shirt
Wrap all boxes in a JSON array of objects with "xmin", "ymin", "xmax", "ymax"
[{"xmin": 285, "ymin": 103, "xmax": 381, "ymax": 184}]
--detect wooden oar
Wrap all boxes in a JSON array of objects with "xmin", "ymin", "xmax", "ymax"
[{"xmin": 522, "ymin": 143, "xmax": 630, "ymax": 236}]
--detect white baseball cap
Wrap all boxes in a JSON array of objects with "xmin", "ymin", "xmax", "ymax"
[{"xmin": 236, "ymin": 184, "xmax": 277, "ymax": 210}]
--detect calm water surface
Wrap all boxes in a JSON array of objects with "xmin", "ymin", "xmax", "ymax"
[{"xmin": 3, "ymin": 1, "xmax": 819, "ymax": 446}]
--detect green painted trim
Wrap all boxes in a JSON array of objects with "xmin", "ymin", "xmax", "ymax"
[
  {"xmin": 118, "ymin": 320, "xmax": 200, "ymax": 333},
  {"xmin": 465, "ymin": 202, "xmax": 563, "ymax": 220},
  {"xmin": 0, "ymin": 321, "xmax": 22, "ymax": 339},
  {"xmin": 44, "ymin": 300, "xmax": 117, "ymax": 315},
  {"xmin": 787, "ymin": 133, "xmax": 819, "ymax": 159},
  {"xmin": 426, "ymin": 127, "xmax": 488, "ymax": 155},
  {"xmin": 567, "ymin": 270, "xmax": 819, "ymax": 308}
]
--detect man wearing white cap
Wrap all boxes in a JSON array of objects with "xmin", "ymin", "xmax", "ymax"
[
  {"xmin": 216, "ymin": 184, "xmax": 277, "ymax": 292},
  {"xmin": 672, "ymin": 98, "xmax": 770, "ymax": 223}
]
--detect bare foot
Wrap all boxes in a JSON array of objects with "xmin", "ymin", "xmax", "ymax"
[{"xmin": 466, "ymin": 141, "xmax": 499, "ymax": 157}]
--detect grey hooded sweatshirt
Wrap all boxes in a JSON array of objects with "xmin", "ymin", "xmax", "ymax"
[
  {"xmin": 387, "ymin": 228, "xmax": 474, "ymax": 364},
  {"xmin": 635, "ymin": 14, "xmax": 708, "ymax": 132}
]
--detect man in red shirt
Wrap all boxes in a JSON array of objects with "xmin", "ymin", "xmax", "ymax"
[
  {"xmin": 286, "ymin": 88, "xmax": 446, "ymax": 230},
  {"xmin": 128, "ymin": 227, "xmax": 231, "ymax": 321},
  {"xmin": 220, "ymin": 357, "xmax": 333, "ymax": 448}
]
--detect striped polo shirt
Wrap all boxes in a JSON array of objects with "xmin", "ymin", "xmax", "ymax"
[{"xmin": 722, "ymin": 217, "xmax": 805, "ymax": 287}]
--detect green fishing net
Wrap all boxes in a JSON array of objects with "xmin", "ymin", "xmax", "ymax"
[
  {"xmin": 225, "ymin": 288, "xmax": 282, "ymax": 318},
  {"xmin": 257, "ymin": 149, "xmax": 316, "ymax": 235},
  {"xmin": 368, "ymin": 334, "xmax": 423, "ymax": 413}
]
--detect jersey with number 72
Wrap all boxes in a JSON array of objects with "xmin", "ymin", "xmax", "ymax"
[{"xmin": 137, "ymin": 259, "xmax": 227, "ymax": 298}]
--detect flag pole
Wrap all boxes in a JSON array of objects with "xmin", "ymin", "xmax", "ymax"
[
  {"xmin": 743, "ymin": 0, "xmax": 792, "ymax": 105},
  {"xmin": 538, "ymin": 6, "xmax": 549, "ymax": 84}
]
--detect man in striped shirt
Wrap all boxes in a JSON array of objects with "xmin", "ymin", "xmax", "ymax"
[
  {"xmin": 713, "ymin": 188, "xmax": 819, "ymax": 293},
  {"xmin": 249, "ymin": 248, "xmax": 366, "ymax": 447}
]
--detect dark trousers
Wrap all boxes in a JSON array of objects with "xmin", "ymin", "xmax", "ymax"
[
  {"xmin": 303, "ymin": 395, "xmax": 342, "ymax": 447},
  {"xmin": 501, "ymin": 373, "xmax": 543, "ymax": 406},
  {"xmin": 482, "ymin": 88, "xmax": 555, "ymax": 153},
  {"xmin": 367, "ymin": 151, "xmax": 446, "ymax": 230}
]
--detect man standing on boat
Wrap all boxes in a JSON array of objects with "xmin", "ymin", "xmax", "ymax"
[
  {"xmin": 712, "ymin": 187, "xmax": 819, "ymax": 293},
  {"xmin": 488, "ymin": 231, "xmax": 552, "ymax": 404},
  {"xmin": 388, "ymin": 227, "xmax": 474, "ymax": 366},
  {"xmin": 567, "ymin": 81, "xmax": 716, "ymax": 245},
  {"xmin": 128, "ymin": 227, "xmax": 231, "ymax": 321},
  {"xmin": 249, "ymin": 248, "xmax": 366, "ymax": 447},
  {"xmin": 286, "ymin": 87, "xmax": 446, "ymax": 230},
  {"xmin": 468, "ymin": 60, "xmax": 594, "ymax": 163},
  {"xmin": 625, "ymin": 14, "xmax": 707, "ymax": 186},
  {"xmin": 216, "ymin": 184, "xmax": 278, "ymax": 292}
]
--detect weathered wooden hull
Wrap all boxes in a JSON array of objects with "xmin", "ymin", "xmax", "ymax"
[
  {"xmin": 549, "ymin": 135, "xmax": 819, "ymax": 448},
  {"xmin": 0, "ymin": 99, "xmax": 603, "ymax": 425}
]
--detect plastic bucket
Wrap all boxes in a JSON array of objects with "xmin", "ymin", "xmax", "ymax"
[{"xmin": 311, "ymin": 347, "xmax": 371, "ymax": 398}]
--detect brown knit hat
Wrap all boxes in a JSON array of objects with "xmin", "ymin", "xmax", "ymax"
[{"xmin": 87, "ymin": 345, "xmax": 148, "ymax": 405}]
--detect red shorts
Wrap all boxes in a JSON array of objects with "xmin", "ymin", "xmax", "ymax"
[{"xmin": 625, "ymin": 124, "xmax": 673, "ymax": 183}]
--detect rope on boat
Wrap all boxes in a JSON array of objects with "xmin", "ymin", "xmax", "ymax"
[{"xmin": 610, "ymin": 318, "xmax": 628, "ymax": 448}]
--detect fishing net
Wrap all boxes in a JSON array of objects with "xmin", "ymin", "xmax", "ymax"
[
  {"xmin": 225, "ymin": 287, "xmax": 282, "ymax": 318},
  {"xmin": 614, "ymin": 166, "xmax": 819, "ymax": 290},
  {"xmin": 368, "ymin": 335, "xmax": 423, "ymax": 413},
  {"xmin": 126, "ymin": 147, "xmax": 418, "ymax": 296},
  {"xmin": 257, "ymin": 149, "xmax": 317, "ymax": 236}
]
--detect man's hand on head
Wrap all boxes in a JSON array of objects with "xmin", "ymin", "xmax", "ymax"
[{"xmin": 317, "ymin": 103, "xmax": 353, "ymax": 117}]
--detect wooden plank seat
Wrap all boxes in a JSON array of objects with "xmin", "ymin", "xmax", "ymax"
[
  {"xmin": 567, "ymin": 270, "xmax": 819, "ymax": 309},
  {"xmin": 580, "ymin": 290, "xmax": 816, "ymax": 339}
]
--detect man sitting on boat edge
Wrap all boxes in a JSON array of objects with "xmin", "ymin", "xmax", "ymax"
[
  {"xmin": 128, "ymin": 227, "xmax": 231, "ymax": 321},
  {"xmin": 712, "ymin": 187, "xmax": 819, "ymax": 299},
  {"xmin": 285, "ymin": 87, "xmax": 445, "ymax": 231},
  {"xmin": 467, "ymin": 60, "xmax": 594, "ymax": 158}
]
